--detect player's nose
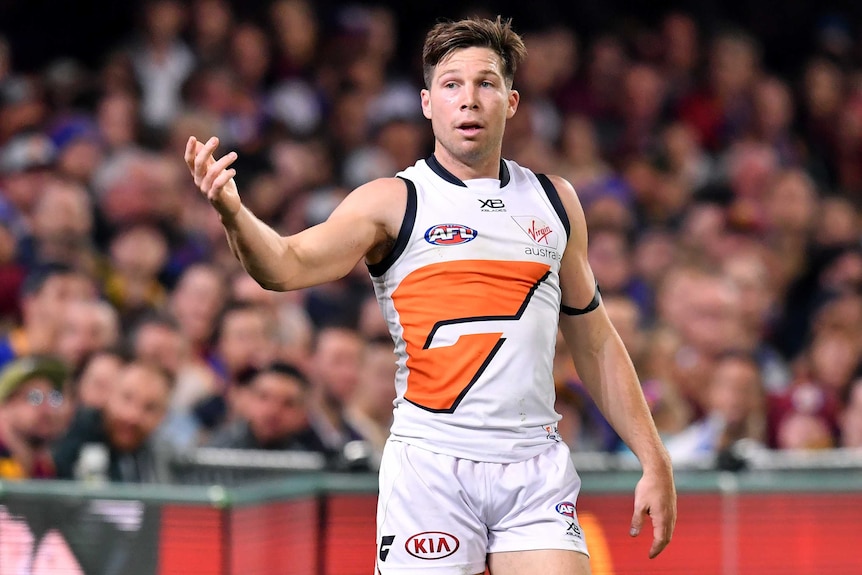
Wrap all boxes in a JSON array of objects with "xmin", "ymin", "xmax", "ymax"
[{"xmin": 460, "ymin": 84, "xmax": 479, "ymax": 110}]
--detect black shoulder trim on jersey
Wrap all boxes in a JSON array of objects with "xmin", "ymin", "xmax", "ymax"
[
  {"xmin": 561, "ymin": 281, "xmax": 601, "ymax": 316},
  {"xmin": 499, "ymin": 159, "xmax": 510, "ymax": 187},
  {"xmin": 427, "ymin": 154, "xmax": 467, "ymax": 187},
  {"xmin": 536, "ymin": 173, "xmax": 571, "ymax": 241},
  {"xmin": 367, "ymin": 177, "xmax": 417, "ymax": 278}
]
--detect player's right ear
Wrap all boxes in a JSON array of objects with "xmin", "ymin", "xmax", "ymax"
[{"xmin": 420, "ymin": 89, "xmax": 432, "ymax": 120}]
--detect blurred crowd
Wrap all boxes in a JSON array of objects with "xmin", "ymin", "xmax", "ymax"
[{"xmin": 1, "ymin": 0, "xmax": 862, "ymax": 483}]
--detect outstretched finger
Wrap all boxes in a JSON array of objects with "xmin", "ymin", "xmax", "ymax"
[
  {"xmin": 200, "ymin": 151, "xmax": 238, "ymax": 194},
  {"xmin": 193, "ymin": 139, "xmax": 219, "ymax": 189},
  {"xmin": 184, "ymin": 136, "xmax": 199, "ymax": 171},
  {"xmin": 211, "ymin": 168, "xmax": 237, "ymax": 193},
  {"xmin": 194, "ymin": 137, "xmax": 219, "ymax": 180}
]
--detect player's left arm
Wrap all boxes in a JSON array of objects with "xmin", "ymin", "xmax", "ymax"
[{"xmin": 550, "ymin": 174, "xmax": 677, "ymax": 559}]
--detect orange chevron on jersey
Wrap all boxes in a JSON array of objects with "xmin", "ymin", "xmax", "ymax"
[{"xmin": 392, "ymin": 259, "xmax": 551, "ymax": 412}]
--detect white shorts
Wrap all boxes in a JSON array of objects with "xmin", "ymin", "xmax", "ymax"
[{"xmin": 375, "ymin": 440, "xmax": 590, "ymax": 574}]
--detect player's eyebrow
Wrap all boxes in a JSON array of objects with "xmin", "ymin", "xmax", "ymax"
[{"xmin": 437, "ymin": 66, "xmax": 503, "ymax": 80}]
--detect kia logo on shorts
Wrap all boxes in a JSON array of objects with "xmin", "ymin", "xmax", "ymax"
[
  {"xmin": 555, "ymin": 502, "xmax": 575, "ymax": 518},
  {"xmin": 424, "ymin": 224, "xmax": 478, "ymax": 245},
  {"xmin": 405, "ymin": 531, "xmax": 460, "ymax": 560}
]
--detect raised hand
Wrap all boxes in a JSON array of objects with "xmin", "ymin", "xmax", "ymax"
[{"xmin": 184, "ymin": 136, "xmax": 242, "ymax": 219}]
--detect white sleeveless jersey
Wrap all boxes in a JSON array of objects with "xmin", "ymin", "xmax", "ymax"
[{"xmin": 368, "ymin": 156, "xmax": 572, "ymax": 463}]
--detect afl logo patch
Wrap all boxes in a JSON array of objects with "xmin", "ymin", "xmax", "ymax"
[
  {"xmin": 424, "ymin": 224, "xmax": 478, "ymax": 245},
  {"xmin": 555, "ymin": 502, "xmax": 575, "ymax": 517},
  {"xmin": 405, "ymin": 531, "xmax": 460, "ymax": 559}
]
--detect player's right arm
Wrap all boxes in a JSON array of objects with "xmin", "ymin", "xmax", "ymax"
[{"xmin": 185, "ymin": 136, "xmax": 404, "ymax": 291}]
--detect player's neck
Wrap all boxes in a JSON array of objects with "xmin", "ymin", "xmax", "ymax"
[{"xmin": 431, "ymin": 145, "xmax": 502, "ymax": 181}]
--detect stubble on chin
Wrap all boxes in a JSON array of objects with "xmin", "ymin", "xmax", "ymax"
[{"xmin": 438, "ymin": 135, "xmax": 492, "ymax": 166}]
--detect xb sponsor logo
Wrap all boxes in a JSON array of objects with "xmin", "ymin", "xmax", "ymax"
[
  {"xmin": 566, "ymin": 521, "xmax": 583, "ymax": 538},
  {"xmin": 405, "ymin": 531, "xmax": 460, "ymax": 560},
  {"xmin": 424, "ymin": 224, "xmax": 478, "ymax": 246},
  {"xmin": 478, "ymin": 198, "xmax": 506, "ymax": 212}
]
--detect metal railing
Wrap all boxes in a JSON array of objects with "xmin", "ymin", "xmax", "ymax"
[
  {"xmin": 573, "ymin": 443, "xmax": 862, "ymax": 472},
  {"xmin": 159, "ymin": 442, "xmax": 862, "ymax": 487}
]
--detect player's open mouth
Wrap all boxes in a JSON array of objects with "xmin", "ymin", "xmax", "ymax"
[{"xmin": 457, "ymin": 122, "xmax": 483, "ymax": 135}]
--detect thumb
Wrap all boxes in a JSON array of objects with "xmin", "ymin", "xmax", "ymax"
[{"xmin": 630, "ymin": 506, "xmax": 645, "ymax": 537}]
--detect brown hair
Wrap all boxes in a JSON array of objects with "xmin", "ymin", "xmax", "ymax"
[{"xmin": 422, "ymin": 16, "xmax": 527, "ymax": 89}]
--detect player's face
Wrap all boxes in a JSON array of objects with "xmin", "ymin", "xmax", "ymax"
[{"xmin": 421, "ymin": 47, "xmax": 519, "ymax": 168}]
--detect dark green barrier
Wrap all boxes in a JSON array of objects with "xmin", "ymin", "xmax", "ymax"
[{"xmin": 2, "ymin": 469, "xmax": 861, "ymax": 574}]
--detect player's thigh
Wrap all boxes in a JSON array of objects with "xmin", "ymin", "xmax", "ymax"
[
  {"xmin": 487, "ymin": 442, "xmax": 589, "ymax": 556},
  {"xmin": 487, "ymin": 548, "xmax": 592, "ymax": 575},
  {"xmin": 375, "ymin": 440, "xmax": 487, "ymax": 574}
]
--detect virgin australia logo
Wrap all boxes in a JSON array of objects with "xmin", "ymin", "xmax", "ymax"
[{"xmin": 512, "ymin": 216, "xmax": 558, "ymax": 248}]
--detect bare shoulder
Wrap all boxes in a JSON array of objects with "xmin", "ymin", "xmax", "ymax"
[
  {"xmin": 353, "ymin": 176, "xmax": 410, "ymax": 196},
  {"xmin": 333, "ymin": 176, "xmax": 406, "ymax": 213},
  {"xmin": 545, "ymin": 174, "xmax": 576, "ymax": 195},
  {"xmin": 347, "ymin": 176, "xmax": 407, "ymax": 221},
  {"xmin": 328, "ymin": 177, "xmax": 409, "ymax": 253}
]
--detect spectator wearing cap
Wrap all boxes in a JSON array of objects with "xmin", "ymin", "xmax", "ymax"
[
  {"xmin": 48, "ymin": 115, "xmax": 104, "ymax": 185},
  {"xmin": 0, "ymin": 132, "xmax": 56, "ymax": 224},
  {"xmin": 0, "ymin": 355, "xmax": 69, "ymax": 479}
]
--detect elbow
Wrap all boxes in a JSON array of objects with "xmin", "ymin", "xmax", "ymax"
[{"xmin": 255, "ymin": 277, "xmax": 292, "ymax": 292}]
